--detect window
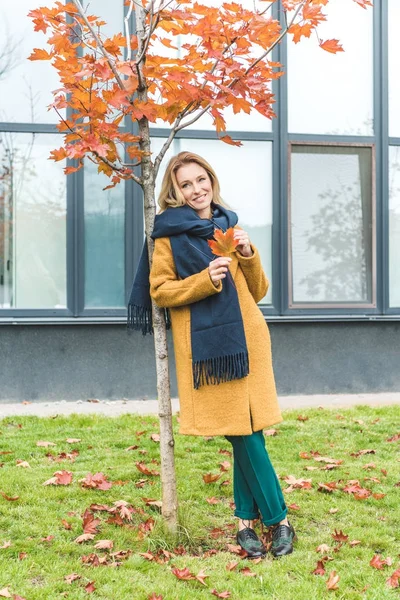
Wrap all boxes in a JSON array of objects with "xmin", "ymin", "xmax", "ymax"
[
  {"xmin": 288, "ymin": 144, "xmax": 375, "ymax": 307},
  {"xmin": 0, "ymin": 132, "xmax": 66, "ymax": 309},
  {"xmin": 389, "ymin": 147, "xmax": 400, "ymax": 307},
  {"xmin": 388, "ymin": 0, "xmax": 400, "ymax": 137},
  {"xmin": 287, "ymin": 0, "xmax": 373, "ymax": 135},
  {"xmin": 152, "ymin": 137, "xmax": 273, "ymax": 304}
]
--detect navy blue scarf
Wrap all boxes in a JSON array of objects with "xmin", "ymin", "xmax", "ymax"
[{"xmin": 127, "ymin": 204, "xmax": 249, "ymax": 389}]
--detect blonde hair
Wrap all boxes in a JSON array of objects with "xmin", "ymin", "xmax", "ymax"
[{"xmin": 157, "ymin": 151, "xmax": 227, "ymax": 211}]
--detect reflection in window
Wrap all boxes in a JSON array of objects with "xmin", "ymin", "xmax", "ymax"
[
  {"xmin": 84, "ymin": 161, "xmax": 125, "ymax": 308},
  {"xmin": 389, "ymin": 147, "xmax": 400, "ymax": 307},
  {"xmin": 287, "ymin": 0, "xmax": 373, "ymax": 135},
  {"xmin": 0, "ymin": 1, "xmax": 63, "ymax": 123},
  {"xmin": 152, "ymin": 137, "xmax": 273, "ymax": 304},
  {"xmin": 0, "ymin": 133, "xmax": 67, "ymax": 308},
  {"xmin": 389, "ymin": 0, "xmax": 400, "ymax": 137},
  {"xmin": 289, "ymin": 145, "xmax": 374, "ymax": 305}
]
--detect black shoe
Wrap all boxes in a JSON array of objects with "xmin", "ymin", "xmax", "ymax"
[
  {"xmin": 271, "ymin": 521, "xmax": 295, "ymax": 558},
  {"xmin": 236, "ymin": 527, "xmax": 267, "ymax": 559},
  {"xmin": 271, "ymin": 523, "xmax": 296, "ymax": 558}
]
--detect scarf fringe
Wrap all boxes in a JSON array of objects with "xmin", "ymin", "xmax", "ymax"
[
  {"xmin": 193, "ymin": 351, "xmax": 249, "ymax": 390},
  {"xmin": 127, "ymin": 304, "xmax": 171, "ymax": 335}
]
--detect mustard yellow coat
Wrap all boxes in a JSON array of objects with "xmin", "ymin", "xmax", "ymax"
[{"xmin": 149, "ymin": 235, "xmax": 282, "ymax": 436}]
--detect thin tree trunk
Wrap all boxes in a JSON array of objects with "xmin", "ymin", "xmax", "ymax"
[{"xmin": 135, "ymin": 4, "xmax": 178, "ymax": 531}]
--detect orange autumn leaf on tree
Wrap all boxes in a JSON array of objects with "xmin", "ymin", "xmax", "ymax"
[
  {"xmin": 208, "ymin": 228, "xmax": 238, "ymax": 257},
  {"xmin": 320, "ymin": 39, "xmax": 345, "ymax": 54}
]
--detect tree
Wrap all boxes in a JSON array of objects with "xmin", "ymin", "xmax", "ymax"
[{"xmin": 28, "ymin": 0, "xmax": 372, "ymax": 531}]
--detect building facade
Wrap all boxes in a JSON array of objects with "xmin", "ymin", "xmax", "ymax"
[{"xmin": 0, "ymin": 0, "xmax": 399, "ymax": 402}]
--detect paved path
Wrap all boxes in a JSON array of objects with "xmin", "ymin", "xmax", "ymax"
[{"xmin": 0, "ymin": 393, "xmax": 399, "ymax": 418}]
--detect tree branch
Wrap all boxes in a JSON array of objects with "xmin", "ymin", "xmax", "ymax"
[
  {"xmin": 124, "ymin": 0, "xmax": 134, "ymax": 61},
  {"xmin": 71, "ymin": 0, "xmax": 126, "ymax": 92},
  {"xmin": 172, "ymin": 0, "xmax": 307, "ymax": 133}
]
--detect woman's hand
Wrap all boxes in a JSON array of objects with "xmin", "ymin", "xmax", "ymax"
[
  {"xmin": 208, "ymin": 256, "xmax": 232, "ymax": 285},
  {"xmin": 234, "ymin": 228, "xmax": 253, "ymax": 257}
]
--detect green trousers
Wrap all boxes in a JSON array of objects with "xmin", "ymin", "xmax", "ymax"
[{"xmin": 225, "ymin": 429, "xmax": 287, "ymax": 526}]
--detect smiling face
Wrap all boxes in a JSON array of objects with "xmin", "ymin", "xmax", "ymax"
[{"xmin": 175, "ymin": 162, "xmax": 213, "ymax": 219}]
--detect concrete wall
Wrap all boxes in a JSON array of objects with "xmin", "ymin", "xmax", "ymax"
[{"xmin": 0, "ymin": 321, "xmax": 399, "ymax": 402}]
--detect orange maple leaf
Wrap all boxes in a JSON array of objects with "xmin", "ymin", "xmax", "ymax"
[
  {"xmin": 320, "ymin": 39, "xmax": 344, "ymax": 54},
  {"xmin": 28, "ymin": 48, "xmax": 53, "ymax": 61},
  {"xmin": 207, "ymin": 228, "xmax": 239, "ymax": 257}
]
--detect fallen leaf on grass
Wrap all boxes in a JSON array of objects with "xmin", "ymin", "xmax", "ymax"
[
  {"xmin": 0, "ymin": 491, "xmax": 19, "ymax": 502},
  {"xmin": 94, "ymin": 539, "xmax": 113, "ymax": 550},
  {"xmin": 362, "ymin": 462, "xmax": 376, "ymax": 470},
  {"xmin": 136, "ymin": 462, "xmax": 160, "ymax": 477},
  {"xmin": 85, "ymin": 581, "xmax": 96, "ymax": 593},
  {"xmin": 297, "ymin": 415, "xmax": 309, "ymax": 421},
  {"xmin": 332, "ymin": 530, "xmax": 348, "ymax": 543},
  {"xmin": 81, "ymin": 472, "xmax": 112, "ymax": 490},
  {"xmin": 16, "ymin": 460, "xmax": 30, "ymax": 468},
  {"xmin": 318, "ymin": 482, "xmax": 338, "ymax": 493},
  {"xmin": 314, "ymin": 456, "xmax": 343, "ymax": 465},
  {"xmin": 36, "ymin": 441, "xmax": 56, "ymax": 447},
  {"xmin": 64, "ymin": 573, "xmax": 81, "ymax": 584},
  {"xmin": 83, "ymin": 509, "xmax": 101, "ymax": 534},
  {"xmin": 386, "ymin": 569, "xmax": 400, "ymax": 588},
  {"xmin": 370, "ymin": 554, "xmax": 393, "ymax": 569},
  {"xmin": 148, "ymin": 594, "xmax": 163, "ymax": 600},
  {"xmin": 349, "ymin": 540, "xmax": 361, "ymax": 546},
  {"xmin": 316, "ymin": 544, "xmax": 330, "ymax": 554},
  {"xmin": 387, "ymin": 433, "xmax": 400, "ymax": 442},
  {"xmin": 326, "ymin": 570, "xmax": 340, "ymax": 590},
  {"xmin": 350, "ymin": 449, "xmax": 375, "ymax": 457},
  {"xmin": 329, "ymin": 508, "xmax": 339, "ymax": 514},
  {"xmin": 226, "ymin": 543, "xmax": 247, "ymax": 557},
  {"xmin": 206, "ymin": 497, "xmax": 220, "ymax": 505},
  {"xmin": 226, "ymin": 561, "xmax": 238, "ymax": 571},
  {"xmin": 0, "ymin": 541, "xmax": 11, "ymax": 549},
  {"xmin": 150, "ymin": 433, "xmax": 160, "ymax": 442},
  {"xmin": 219, "ymin": 461, "xmax": 231, "ymax": 472},
  {"xmin": 0, "ymin": 589, "xmax": 11, "ymax": 598},
  {"xmin": 195, "ymin": 569, "xmax": 209, "ymax": 586},
  {"xmin": 264, "ymin": 429, "xmax": 278, "ymax": 436},
  {"xmin": 75, "ymin": 533, "xmax": 95, "ymax": 544},
  {"xmin": 18, "ymin": 553, "xmax": 27, "ymax": 560},
  {"xmin": 66, "ymin": 438, "xmax": 81, "ymax": 444},
  {"xmin": 312, "ymin": 560, "xmax": 327, "ymax": 576},
  {"xmin": 218, "ymin": 449, "xmax": 232, "ymax": 456},
  {"xmin": 211, "ymin": 590, "xmax": 231, "ymax": 598},
  {"xmin": 125, "ymin": 445, "xmax": 139, "ymax": 451},
  {"xmin": 203, "ymin": 473, "xmax": 221, "ymax": 484},
  {"xmin": 240, "ymin": 567, "xmax": 257, "ymax": 577},
  {"xmin": 41, "ymin": 535, "xmax": 54, "ymax": 543},
  {"xmin": 171, "ymin": 567, "xmax": 195, "ymax": 581},
  {"xmin": 288, "ymin": 503, "xmax": 301, "ymax": 510},
  {"xmin": 43, "ymin": 470, "xmax": 73, "ymax": 486},
  {"xmin": 142, "ymin": 498, "xmax": 162, "ymax": 510}
]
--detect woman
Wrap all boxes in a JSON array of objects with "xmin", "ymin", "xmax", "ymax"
[{"xmin": 129, "ymin": 151, "xmax": 295, "ymax": 559}]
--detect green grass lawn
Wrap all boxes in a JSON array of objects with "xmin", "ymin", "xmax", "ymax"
[{"xmin": 0, "ymin": 405, "xmax": 399, "ymax": 600}]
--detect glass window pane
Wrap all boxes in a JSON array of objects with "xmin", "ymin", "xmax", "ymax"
[
  {"xmin": 287, "ymin": 0, "xmax": 373, "ymax": 135},
  {"xmin": 84, "ymin": 162, "xmax": 125, "ymax": 308},
  {"xmin": 289, "ymin": 145, "xmax": 373, "ymax": 305},
  {"xmin": 0, "ymin": 1, "xmax": 64, "ymax": 123},
  {"xmin": 389, "ymin": 147, "xmax": 400, "ymax": 307},
  {"xmin": 389, "ymin": 0, "xmax": 400, "ymax": 137},
  {"xmin": 0, "ymin": 132, "xmax": 66, "ymax": 308},
  {"xmin": 152, "ymin": 138, "xmax": 273, "ymax": 304}
]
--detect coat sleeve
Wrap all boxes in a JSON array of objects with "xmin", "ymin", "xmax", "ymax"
[
  {"xmin": 236, "ymin": 245, "xmax": 269, "ymax": 304},
  {"xmin": 150, "ymin": 236, "xmax": 223, "ymax": 308}
]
